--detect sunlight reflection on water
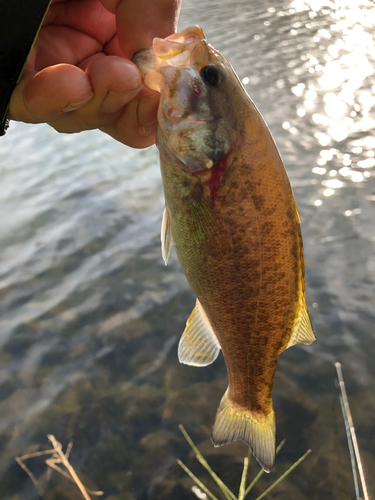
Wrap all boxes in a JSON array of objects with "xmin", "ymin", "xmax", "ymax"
[
  {"xmin": 0, "ymin": 1, "xmax": 375, "ymax": 499},
  {"xmin": 242, "ymin": 0, "xmax": 375, "ymax": 211},
  {"xmin": 289, "ymin": 0, "xmax": 375, "ymax": 203}
]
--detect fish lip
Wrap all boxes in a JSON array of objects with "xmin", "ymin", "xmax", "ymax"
[
  {"xmin": 161, "ymin": 105, "xmax": 209, "ymax": 124},
  {"xmin": 132, "ymin": 48, "xmax": 156, "ymax": 77},
  {"xmin": 166, "ymin": 114, "xmax": 208, "ymax": 124}
]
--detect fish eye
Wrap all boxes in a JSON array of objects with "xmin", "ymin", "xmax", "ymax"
[{"xmin": 200, "ymin": 64, "xmax": 224, "ymax": 87}]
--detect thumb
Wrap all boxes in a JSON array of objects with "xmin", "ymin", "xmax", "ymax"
[{"xmin": 9, "ymin": 64, "xmax": 94, "ymax": 123}]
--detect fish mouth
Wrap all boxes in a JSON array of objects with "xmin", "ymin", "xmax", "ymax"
[
  {"xmin": 132, "ymin": 26, "xmax": 207, "ymax": 93},
  {"xmin": 152, "ymin": 26, "xmax": 206, "ymax": 63},
  {"xmin": 162, "ymin": 104, "xmax": 208, "ymax": 125},
  {"xmin": 165, "ymin": 111, "xmax": 207, "ymax": 124}
]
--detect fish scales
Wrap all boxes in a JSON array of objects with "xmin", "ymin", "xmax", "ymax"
[
  {"xmin": 162, "ymin": 141, "xmax": 299, "ymax": 406},
  {"xmin": 133, "ymin": 25, "xmax": 315, "ymax": 472}
]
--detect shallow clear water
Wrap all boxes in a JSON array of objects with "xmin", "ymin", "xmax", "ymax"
[{"xmin": 0, "ymin": 0, "xmax": 374, "ymax": 499}]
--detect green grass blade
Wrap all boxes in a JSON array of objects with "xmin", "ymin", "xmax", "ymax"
[
  {"xmin": 244, "ymin": 468, "xmax": 263, "ymax": 498},
  {"xmin": 177, "ymin": 459, "xmax": 220, "ymax": 500},
  {"xmin": 243, "ymin": 439, "xmax": 286, "ymax": 498},
  {"xmin": 179, "ymin": 425, "xmax": 237, "ymax": 500},
  {"xmin": 254, "ymin": 449, "xmax": 311, "ymax": 500},
  {"xmin": 238, "ymin": 450, "xmax": 251, "ymax": 500},
  {"xmin": 195, "ymin": 454, "xmax": 237, "ymax": 500}
]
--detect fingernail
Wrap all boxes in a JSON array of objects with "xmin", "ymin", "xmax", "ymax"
[
  {"xmin": 137, "ymin": 92, "xmax": 160, "ymax": 127},
  {"xmin": 63, "ymin": 93, "xmax": 94, "ymax": 112}
]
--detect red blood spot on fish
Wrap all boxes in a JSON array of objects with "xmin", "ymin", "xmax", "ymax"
[
  {"xmin": 209, "ymin": 156, "xmax": 228, "ymax": 208},
  {"xmin": 193, "ymin": 84, "xmax": 202, "ymax": 96}
]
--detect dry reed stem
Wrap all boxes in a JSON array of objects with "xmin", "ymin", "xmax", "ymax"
[
  {"xmin": 335, "ymin": 362, "xmax": 370, "ymax": 500},
  {"xmin": 16, "ymin": 435, "xmax": 104, "ymax": 499}
]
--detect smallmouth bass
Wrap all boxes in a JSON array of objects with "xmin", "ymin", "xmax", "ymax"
[{"xmin": 133, "ymin": 26, "xmax": 315, "ymax": 472}]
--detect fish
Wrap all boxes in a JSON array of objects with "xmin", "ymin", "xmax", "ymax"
[{"xmin": 133, "ymin": 25, "xmax": 315, "ymax": 473}]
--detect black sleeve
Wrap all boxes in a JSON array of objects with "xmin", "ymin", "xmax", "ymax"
[{"xmin": 0, "ymin": 0, "xmax": 52, "ymax": 136}]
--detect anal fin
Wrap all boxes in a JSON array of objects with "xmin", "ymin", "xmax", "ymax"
[
  {"xmin": 178, "ymin": 299, "xmax": 221, "ymax": 367},
  {"xmin": 285, "ymin": 296, "xmax": 316, "ymax": 350},
  {"xmin": 161, "ymin": 204, "xmax": 174, "ymax": 265}
]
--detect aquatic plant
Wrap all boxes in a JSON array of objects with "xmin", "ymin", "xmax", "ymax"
[
  {"xmin": 17, "ymin": 429, "xmax": 310, "ymax": 499},
  {"xmin": 177, "ymin": 425, "xmax": 311, "ymax": 500}
]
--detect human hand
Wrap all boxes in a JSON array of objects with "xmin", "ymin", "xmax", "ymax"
[{"xmin": 8, "ymin": 0, "xmax": 181, "ymax": 147}]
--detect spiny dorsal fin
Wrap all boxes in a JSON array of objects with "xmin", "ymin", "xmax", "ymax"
[
  {"xmin": 161, "ymin": 205, "xmax": 174, "ymax": 265},
  {"xmin": 293, "ymin": 196, "xmax": 301, "ymax": 224},
  {"xmin": 284, "ymin": 297, "xmax": 315, "ymax": 350},
  {"xmin": 178, "ymin": 299, "xmax": 221, "ymax": 367}
]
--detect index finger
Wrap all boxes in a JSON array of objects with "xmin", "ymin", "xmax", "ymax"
[{"xmin": 101, "ymin": 0, "xmax": 181, "ymax": 59}]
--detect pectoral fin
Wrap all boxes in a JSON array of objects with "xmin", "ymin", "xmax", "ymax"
[
  {"xmin": 284, "ymin": 297, "xmax": 316, "ymax": 349},
  {"xmin": 178, "ymin": 299, "xmax": 221, "ymax": 366},
  {"xmin": 187, "ymin": 196, "xmax": 233, "ymax": 255},
  {"xmin": 161, "ymin": 205, "xmax": 174, "ymax": 265}
]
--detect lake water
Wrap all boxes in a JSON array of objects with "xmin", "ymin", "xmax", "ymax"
[{"xmin": 0, "ymin": 0, "xmax": 374, "ymax": 499}]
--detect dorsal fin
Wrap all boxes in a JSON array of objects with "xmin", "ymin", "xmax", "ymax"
[
  {"xmin": 284, "ymin": 297, "xmax": 315, "ymax": 350},
  {"xmin": 161, "ymin": 205, "xmax": 174, "ymax": 265},
  {"xmin": 178, "ymin": 299, "xmax": 221, "ymax": 366},
  {"xmin": 293, "ymin": 197, "xmax": 301, "ymax": 224}
]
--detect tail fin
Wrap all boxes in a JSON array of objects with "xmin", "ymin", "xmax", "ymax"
[{"xmin": 211, "ymin": 389, "xmax": 276, "ymax": 472}]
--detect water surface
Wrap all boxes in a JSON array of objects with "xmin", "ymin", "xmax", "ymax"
[{"xmin": 0, "ymin": 0, "xmax": 374, "ymax": 499}]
